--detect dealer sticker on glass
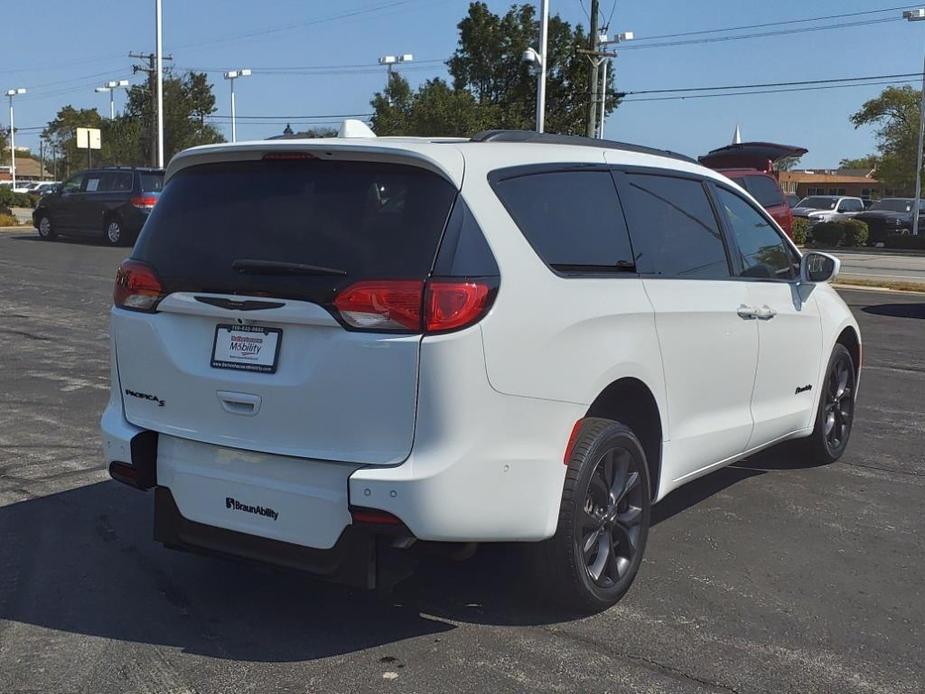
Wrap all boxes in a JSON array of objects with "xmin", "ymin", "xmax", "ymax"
[{"xmin": 211, "ymin": 324, "xmax": 282, "ymax": 374}]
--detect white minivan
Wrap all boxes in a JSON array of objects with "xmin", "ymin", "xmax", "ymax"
[{"xmin": 102, "ymin": 128, "xmax": 860, "ymax": 611}]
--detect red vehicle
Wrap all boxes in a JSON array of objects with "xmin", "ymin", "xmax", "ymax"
[{"xmin": 699, "ymin": 142, "xmax": 807, "ymax": 238}]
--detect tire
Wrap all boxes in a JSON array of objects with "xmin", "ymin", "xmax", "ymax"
[
  {"xmin": 104, "ymin": 217, "xmax": 125, "ymax": 246},
  {"xmin": 800, "ymin": 344, "xmax": 857, "ymax": 464},
  {"xmin": 541, "ymin": 417, "xmax": 651, "ymax": 613},
  {"xmin": 37, "ymin": 214, "xmax": 56, "ymax": 240}
]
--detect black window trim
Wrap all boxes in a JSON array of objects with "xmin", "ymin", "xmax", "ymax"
[
  {"xmin": 707, "ymin": 180, "xmax": 803, "ymax": 284},
  {"xmin": 488, "ymin": 162, "xmax": 640, "ymax": 279},
  {"xmin": 610, "ymin": 166, "xmax": 736, "ymax": 281}
]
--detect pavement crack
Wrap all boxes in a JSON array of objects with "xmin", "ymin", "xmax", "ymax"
[{"xmin": 541, "ymin": 625, "xmax": 740, "ymax": 693}]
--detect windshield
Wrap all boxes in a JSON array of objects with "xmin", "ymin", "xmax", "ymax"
[
  {"xmin": 870, "ymin": 199, "xmax": 916, "ymax": 213},
  {"xmin": 797, "ymin": 196, "xmax": 837, "ymax": 210}
]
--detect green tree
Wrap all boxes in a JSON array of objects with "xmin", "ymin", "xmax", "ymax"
[
  {"xmin": 838, "ymin": 154, "xmax": 880, "ymax": 171},
  {"xmin": 123, "ymin": 70, "xmax": 224, "ymax": 164},
  {"xmin": 0, "ymin": 125, "xmax": 8, "ymax": 167},
  {"xmin": 42, "ymin": 106, "xmax": 105, "ymax": 176},
  {"xmin": 371, "ymin": 2, "xmax": 616, "ymax": 137},
  {"xmin": 850, "ymin": 86, "xmax": 919, "ymax": 191},
  {"xmin": 43, "ymin": 71, "xmax": 224, "ymax": 175}
]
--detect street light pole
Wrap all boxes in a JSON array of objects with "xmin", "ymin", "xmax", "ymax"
[
  {"xmin": 95, "ymin": 80, "xmax": 130, "ymax": 119},
  {"xmin": 536, "ymin": 0, "xmax": 549, "ymax": 133},
  {"xmin": 223, "ymin": 69, "xmax": 251, "ymax": 143},
  {"xmin": 904, "ymin": 8, "xmax": 925, "ymax": 236},
  {"xmin": 155, "ymin": 0, "xmax": 165, "ymax": 168},
  {"xmin": 6, "ymin": 88, "xmax": 26, "ymax": 190},
  {"xmin": 597, "ymin": 32, "xmax": 633, "ymax": 139}
]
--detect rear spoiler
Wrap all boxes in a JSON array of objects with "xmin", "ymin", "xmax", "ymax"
[{"xmin": 698, "ymin": 142, "xmax": 808, "ymax": 175}]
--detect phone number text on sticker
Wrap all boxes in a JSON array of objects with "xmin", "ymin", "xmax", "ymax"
[{"xmin": 211, "ymin": 324, "xmax": 282, "ymax": 374}]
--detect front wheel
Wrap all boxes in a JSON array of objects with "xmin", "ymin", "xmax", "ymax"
[
  {"xmin": 800, "ymin": 344, "xmax": 857, "ymax": 464},
  {"xmin": 541, "ymin": 417, "xmax": 651, "ymax": 613}
]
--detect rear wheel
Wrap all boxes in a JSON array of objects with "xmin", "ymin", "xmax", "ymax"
[
  {"xmin": 542, "ymin": 417, "xmax": 650, "ymax": 613},
  {"xmin": 37, "ymin": 215, "xmax": 56, "ymax": 240},
  {"xmin": 104, "ymin": 217, "xmax": 125, "ymax": 246},
  {"xmin": 801, "ymin": 344, "xmax": 856, "ymax": 464}
]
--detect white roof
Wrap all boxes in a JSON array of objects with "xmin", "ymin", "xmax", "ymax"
[{"xmin": 166, "ymin": 135, "xmax": 729, "ymax": 189}]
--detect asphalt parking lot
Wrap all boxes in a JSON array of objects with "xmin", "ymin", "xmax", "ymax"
[{"xmin": 0, "ymin": 231, "xmax": 923, "ymax": 694}]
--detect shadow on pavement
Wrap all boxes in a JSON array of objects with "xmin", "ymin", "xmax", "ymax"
[
  {"xmin": 0, "ymin": 439, "xmax": 819, "ymax": 658},
  {"xmin": 861, "ymin": 303, "xmax": 925, "ymax": 320}
]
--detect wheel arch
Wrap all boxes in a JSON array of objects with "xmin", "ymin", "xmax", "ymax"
[
  {"xmin": 585, "ymin": 377, "xmax": 664, "ymax": 501},
  {"xmin": 835, "ymin": 325, "xmax": 861, "ymax": 374}
]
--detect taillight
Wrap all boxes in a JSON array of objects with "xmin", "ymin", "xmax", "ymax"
[
  {"xmin": 114, "ymin": 260, "xmax": 164, "ymax": 312},
  {"xmin": 332, "ymin": 278, "xmax": 495, "ymax": 333},
  {"xmin": 333, "ymin": 280, "xmax": 424, "ymax": 330},
  {"xmin": 425, "ymin": 280, "xmax": 492, "ymax": 333},
  {"xmin": 130, "ymin": 194, "xmax": 158, "ymax": 210}
]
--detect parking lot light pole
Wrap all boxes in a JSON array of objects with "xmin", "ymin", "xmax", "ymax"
[
  {"xmin": 95, "ymin": 80, "xmax": 130, "ymax": 120},
  {"xmin": 155, "ymin": 0, "xmax": 165, "ymax": 168},
  {"xmin": 6, "ymin": 88, "xmax": 26, "ymax": 190},
  {"xmin": 904, "ymin": 8, "xmax": 925, "ymax": 236},
  {"xmin": 223, "ymin": 69, "xmax": 251, "ymax": 143}
]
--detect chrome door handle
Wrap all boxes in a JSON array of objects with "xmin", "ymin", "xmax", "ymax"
[
  {"xmin": 754, "ymin": 305, "xmax": 777, "ymax": 320},
  {"xmin": 737, "ymin": 305, "xmax": 758, "ymax": 320}
]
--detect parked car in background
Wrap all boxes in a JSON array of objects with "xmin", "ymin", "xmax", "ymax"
[
  {"xmin": 791, "ymin": 195, "xmax": 865, "ymax": 225},
  {"xmin": 12, "ymin": 181, "xmax": 38, "ymax": 193},
  {"xmin": 32, "ymin": 167, "xmax": 164, "ymax": 245},
  {"xmin": 102, "ymin": 128, "xmax": 860, "ymax": 612},
  {"xmin": 785, "ymin": 193, "xmax": 801, "ymax": 208},
  {"xmin": 31, "ymin": 181, "xmax": 61, "ymax": 196},
  {"xmin": 699, "ymin": 141, "xmax": 808, "ymax": 237},
  {"xmin": 854, "ymin": 197, "xmax": 925, "ymax": 245}
]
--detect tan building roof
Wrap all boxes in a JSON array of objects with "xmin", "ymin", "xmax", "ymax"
[{"xmin": 0, "ymin": 158, "xmax": 52, "ymax": 180}]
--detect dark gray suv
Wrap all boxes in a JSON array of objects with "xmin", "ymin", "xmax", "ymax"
[{"xmin": 33, "ymin": 167, "xmax": 164, "ymax": 246}]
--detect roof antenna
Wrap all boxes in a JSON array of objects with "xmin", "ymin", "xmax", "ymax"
[
  {"xmin": 338, "ymin": 119, "xmax": 376, "ymax": 138},
  {"xmin": 732, "ymin": 124, "xmax": 742, "ymax": 145}
]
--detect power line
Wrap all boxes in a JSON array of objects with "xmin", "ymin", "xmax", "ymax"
[
  {"xmin": 208, "ymin": 112, "xmax": 373, "ymax": 121},
  {"xmin": 620, "ymin": 17, "xmax": 900, "ymax": 50},
  {"xmin": 622, "ymin": 78, "xmax": 917, "ymax": 103},
  {"xmin": 168, "ymin": 0, "xmax": 438, "ymax": 52},
  {"xmin": 624, "ymin": 71, "xmax": 923, "ymax": 96},
  {"xmin": 631, "ymin": 4, "xmax": 918, "ymax": 42}
]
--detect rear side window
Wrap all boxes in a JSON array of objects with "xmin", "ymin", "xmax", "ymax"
[
  {"xmin": 492, "ymin": 169, "xmax": 634, "ymax": 271},
  {"xmin": 139, "ymin": 173, "xmax": 164, "ymax": 192},
  {"xmin": 82, "ymin": 174, "xmax": 103, "ymax": 192},
  {"xmin": 620, "ymin": 173, "xmax": 730, "ymax": 279},
  {"xmin": 100, "ymin": 172, "xmax": 133, "ymax": 192},
  {"xmin": 743, "ymin": 175, "xmax": 784, "ymax": 207},
  {"xmin": 133, "ymin": 159, "xmax": 457, "ymax": 301},
  {"xmin": 716, "ymin": 188, "xmax": 796, "ymax": 280}
]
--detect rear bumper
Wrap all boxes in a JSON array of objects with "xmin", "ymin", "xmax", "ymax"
[{"xmin": 154, "ymin": 486, "xmax": 385, "ymax": 589}]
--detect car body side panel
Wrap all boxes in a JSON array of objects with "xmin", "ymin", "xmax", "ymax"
[{"xmin": 349, "ymin": 326, "xmax": 583, "ymax": 541}]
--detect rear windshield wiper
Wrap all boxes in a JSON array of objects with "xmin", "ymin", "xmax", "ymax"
[
  {"xmin": 550, "ymin": 261, "xmax": 637, "ymax": 273},
  {"xmin": 232, "ymin": 259, "xmax": 347, "ymax": 277}
]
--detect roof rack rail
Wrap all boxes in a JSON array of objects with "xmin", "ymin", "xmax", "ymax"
[{"xmin": 469, "ymin": 130, "xmax": 698, "ymax": 165}]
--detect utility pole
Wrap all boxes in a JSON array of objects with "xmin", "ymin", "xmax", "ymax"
[
  {"xmin": 39, "ymin": 138, "xmax": 45, "ymax": 181},
  {"xmin": 6, "ymin": 88, "xmax": 26, "ymax": 189},
  {"xmin": 586, "ymin": 0, "xmax": 601, "ymax": 138},
  {"xmin": 130, "ymin": 51, "xmax": 172, "ymax": 168}
]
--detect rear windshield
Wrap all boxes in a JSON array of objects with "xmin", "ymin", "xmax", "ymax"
[
  {"xmin": 139, "ymin": 173, "xmax": 164, "ymax": 193},
  {"xmin": 132, "ymin": 159, "xmax": 456, "ymax": 301},
  {"xmin": 797, "ymin": 196, "xmax": 837, "ymax": 210},
  {"xmin": 742, "ymin": 175, "xmax": 784, "ymax": 207}
]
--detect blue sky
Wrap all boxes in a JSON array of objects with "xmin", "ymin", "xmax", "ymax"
[{"xmin": 2, "ymin": 0, "xmax": 922, "ymax": 167}]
